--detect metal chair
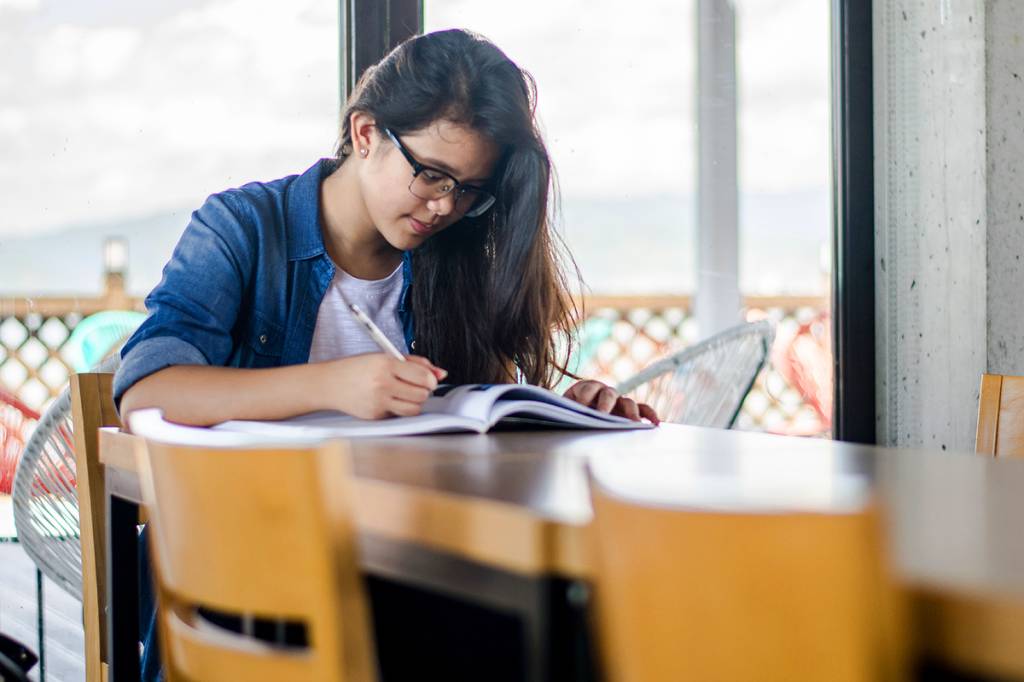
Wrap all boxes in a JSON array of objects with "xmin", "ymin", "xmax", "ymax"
[
  {"xmin": 12, "ymin": 355, "xmax": 121, "ymax": 600},
  {"xmin": 1, "ymin": 390, "xmax": 40, "ymax": 497},
  {"xmin": 616, "ymin": 320, "xmax": 775, "ymax": 428}
]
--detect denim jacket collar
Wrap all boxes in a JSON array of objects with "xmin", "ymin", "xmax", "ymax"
[{"xmin": 284, "ymin": 158, "xmax": 335, "ymax": 261}]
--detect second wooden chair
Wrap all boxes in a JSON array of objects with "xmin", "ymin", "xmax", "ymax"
[
  {"xmin": 135, "ymin": 434, "xmax": 377, "ymax": 682},
  {"xmin": 587, "ymin": 454, "xmax": 906, "ymax": 682}
]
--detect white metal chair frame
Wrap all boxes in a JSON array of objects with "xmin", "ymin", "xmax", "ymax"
[
  {"xmin": 616, "ymin": 320, "xmax": 775, "ymax": 429},
  {"xmin": 12, "ymin": 355, "xmax": 120, "ymax": 600}
]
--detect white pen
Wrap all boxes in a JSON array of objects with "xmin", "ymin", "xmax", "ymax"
[{"xmin": 348, "ymin": 303, "xmax": 407, "ymax": 362}]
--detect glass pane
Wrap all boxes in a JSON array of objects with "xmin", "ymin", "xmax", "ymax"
[
  {"xmin": 1, "ymin": 0, "xmax": 338, "ymax": 299},
  {"xmin": 0, "ymin": 0, "xmax": 337, "ymax": 419},
  {"xmin": 426, "ymin": 2, "xmax": 831, "ymax": 436},
  {"xmin": 734, "ymin": 0, "xmax": 832, "ymax": 437},
  {"xmin": 426, "ymin": 1, "xmax": 698, "ymax": 297}
]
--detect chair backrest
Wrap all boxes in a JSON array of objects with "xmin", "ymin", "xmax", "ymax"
[
  {"xmin": 616, "ymin": 320, "xmax": 775, "ymax": 428},
  {"xmin": 587, "ymin": 456, "xmax": 905, "ymax": 682},
  {"xmin": 137, "ymin": 436, "xmax": 377, "ymax": 682},
  {"xmin": 976, "ymin": 374, "xmax": 1024, "ymax": 457},
  {"xmin": 70, "ymin": 369, "xmax": 122, "ymax": 682}
]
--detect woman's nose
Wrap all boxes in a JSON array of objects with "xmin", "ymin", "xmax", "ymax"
[{"xmin": 426, "ymin": 192, "xmax": 456, "ymax": 216}]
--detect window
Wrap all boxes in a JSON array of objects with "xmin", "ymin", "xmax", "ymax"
[
  {"xmin": 426, "ymin": 1, "xmax": 832, "ymax": 434},
  {"xmin": 0, "ymin": 0, "xmax": 339, "ymax": 408}
]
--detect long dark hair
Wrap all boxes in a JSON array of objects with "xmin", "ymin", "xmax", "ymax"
[{"xmin": 337, "ymin": 29, "xmax": 580, "ymax": 387}]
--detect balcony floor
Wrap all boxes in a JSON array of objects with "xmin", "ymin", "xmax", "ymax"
[{"xmin": 1, "ymin": 496, "xmax": 85, "ymax": 682}]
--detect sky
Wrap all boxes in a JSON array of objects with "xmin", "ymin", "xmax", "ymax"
[{"xmin": 0, "ymin": 0, "xmax": 829, "ymax": 239}]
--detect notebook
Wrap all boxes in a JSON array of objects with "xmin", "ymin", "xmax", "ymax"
[{"xmin": 128, "ymin": 383, "xmax": 653, "ymax": 445}]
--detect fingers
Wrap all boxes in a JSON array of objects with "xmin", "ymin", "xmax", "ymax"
[
  {"xmin": 406, "ymin": 354, "xmax": 448, "ymax": 381},
  {"xmin": 387, "ymin": 398, "xmax": 423, "ymax": 417},
  {"xmin": 568, "ymin": 380, "xmax": 622, "ymax": 414},
  {"xmin": 569, "ymin": 380, "xmax": 605, "ymax": 407},
  {"xmin": 389, "ymin": 380, "xmax": 432, "ymax": 405},
  {"xmin": 612, "ymin": 396, "xmax": 641, "ymax": 421},
  {"xmin": 638, "ymin": 403, "xmax": 661, "ymax": 425},
  {"xmin": 393, "ymin": 359, "xmax": 441, "ymax": 391},
  {"xmin": 594, "ymin": 386, "xmax": 618, "ymax": 413}
]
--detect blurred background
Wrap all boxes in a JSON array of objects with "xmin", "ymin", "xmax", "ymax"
[{"xmin": 0, "ymin": 0, "xmax": 832, "ymax": 438}]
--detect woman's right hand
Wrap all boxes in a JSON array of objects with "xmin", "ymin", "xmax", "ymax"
[{"xmin": 322, "ymin": 353, "xmax": 448, "ymax": 419}]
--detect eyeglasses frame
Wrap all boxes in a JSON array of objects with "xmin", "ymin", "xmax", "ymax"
[{"xmin": 383, "ymin": 127, "xmax": 496, "ymax": 218}]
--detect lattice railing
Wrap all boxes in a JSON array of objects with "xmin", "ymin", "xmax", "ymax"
[
  {"xmin": 0, "ymin": 311, "xmax": 82, "ymax": 410},
  {"xmin": 575, "ymin": 295, "xmax": 832, "ymax": 437},
  {"xmin": 0, "ymin": 292, "xmax": 832, "ymax": 436},
  {"xmin": 0, "ymin": 281, "xmax": 139, "ymax": 410}
]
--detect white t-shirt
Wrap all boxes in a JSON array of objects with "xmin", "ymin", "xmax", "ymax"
[{"xmin": 308, "ymin": 262, "xmax": 409, "ymax": 363}]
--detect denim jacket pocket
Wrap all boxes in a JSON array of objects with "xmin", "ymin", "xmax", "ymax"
[{"xmin": 244, "ymin": 310, "xmax": 286, "ymax": 366}]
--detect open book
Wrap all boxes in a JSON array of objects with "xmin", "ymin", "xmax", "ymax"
[
  {"xmin": 217, "ymin": 383, "xmax": 654, "ymax": 439},
  {"xmin": 128, "ymin": 384, "xmax": 653, "ymax": 445}
]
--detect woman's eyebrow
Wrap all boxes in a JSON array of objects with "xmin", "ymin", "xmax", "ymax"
[{"xmin": 419, "ymin": 154, "xmax": 488, "ymax": 184}]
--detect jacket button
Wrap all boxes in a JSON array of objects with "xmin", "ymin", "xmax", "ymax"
[
  {"xmin": 259, "ymin": 334, "xmax": 268, "ymax": 344},
  {"xmin": 410, "ymin": 340, "xmax": 416, "ymax": 350}
]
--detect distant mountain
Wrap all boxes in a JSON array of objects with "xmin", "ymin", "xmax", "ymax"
[
  {"xmin": 0, "ymin": 208, "xmax": 192, "ymax": 296},
  {"xmin": 0, "ymin": 190, "xmax": 829, "ymax": 298}
]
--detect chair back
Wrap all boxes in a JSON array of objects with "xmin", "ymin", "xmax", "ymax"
[
  {"xmin": 587, "ymin": 454, "xmax": 905, "ymax": 682},
  {"xmin": 137, "ymin": 436, "xmax": 377, "ymax": 682},
  {"xmin": 12, "ymin": 362, "xmax": 120, "ymax": 682},
  {"xmin": 616, "ymin": 320, "xmax": 774, "ymax": 428},
  {"xmin": 976, "ymin": 374, "xmax": 1024, "ymax": 457}
]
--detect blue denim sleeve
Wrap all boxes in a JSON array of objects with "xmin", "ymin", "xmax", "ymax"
[{"xmin": 113, "ymin": 192, "xmax": 255, "ymax": 406}]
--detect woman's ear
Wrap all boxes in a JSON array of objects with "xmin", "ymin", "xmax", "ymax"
[{"xmin": 349, "ymin": 112, "xmax": 378, "ymax": 159}]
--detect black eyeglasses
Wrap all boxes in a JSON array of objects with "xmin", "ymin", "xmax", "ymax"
[{"xmin": 383, "ymin": 128, "xmax": 496, "ymax": 219}]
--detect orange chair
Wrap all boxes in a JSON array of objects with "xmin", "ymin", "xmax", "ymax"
[
  {"xmin": 136, "ymin": 436, "xmax": 377, "ymax": 682},
  {"xmin": 587, "ymin": 456, "xmax": 906, "ymax": 682},
  {"xmin": 976, "ymin": 374, "xmax": 1024, "ymax": 457}
]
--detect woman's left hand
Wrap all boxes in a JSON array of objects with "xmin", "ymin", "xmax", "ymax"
[{"xmin": 563, "ymin": 380, "xmax": 660, "ymax": 425}]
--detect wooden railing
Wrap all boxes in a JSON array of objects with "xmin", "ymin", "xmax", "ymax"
[{"xmin": 0, "ymin": 286, "xmax": 832, "ymax": 436}]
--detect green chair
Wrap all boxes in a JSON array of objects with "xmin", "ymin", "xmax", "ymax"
[
  {"xmin": 555, "ymin": 316, "xmax": 615, "ymax": 393},
  {"xmin": 63, "ymin": 311, "xmax": 146, "ymax": 372}
]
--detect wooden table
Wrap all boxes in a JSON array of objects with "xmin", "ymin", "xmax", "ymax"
[{"xmin": 99, "ymin": 424, "xmax": 1024, "ymax": 681}]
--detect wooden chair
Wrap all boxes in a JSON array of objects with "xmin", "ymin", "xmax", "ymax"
[
  {"xmin": 976, "ymin": 374, "xmax": 1024, "ymax": 457},
  {"xmin": 134, "ymin": 435, "xmax": 378, "ymax": 682},
  {"xmin": 586, "ymin": 462, "xmax": 906, "ymax": 682},
  {"xmin": 70, "ymin": 371, "xmax": 122, "ymax": 682}
]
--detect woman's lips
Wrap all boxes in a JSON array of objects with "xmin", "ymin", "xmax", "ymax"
[{"xmin": 408, "ymin": 216, "xmax": 435, "ymax": 235}]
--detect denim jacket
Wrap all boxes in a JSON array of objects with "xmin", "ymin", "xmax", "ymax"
[{"xmin": 113, "ymin": 159, "xmax": 415, "ymax": 406}]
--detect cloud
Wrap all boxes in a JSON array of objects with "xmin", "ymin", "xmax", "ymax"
[
  {"xmin": 36, "ymin": 24, "xmax": 143, "ymax": 84},
  {"xmin": 0, "ymin": 0, "xmax": 39, "ymax": 11},
  {"xmin": 1, "ymin": 0, "xmax": 339, "ymax": 236},
  {"xmin": 1, "ymin": 0, "xmax": 828, "ymax": 238},
  {"xmin": 428, "ymin": 0, "xmax": 828, "ymax": 196},
  {"xmin": 0, "ymin": 108, "xmax": 27, "ymax": 135}
]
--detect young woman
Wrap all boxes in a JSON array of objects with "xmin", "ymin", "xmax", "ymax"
[
  {"xmin": 122, "ymin": 29, "xmax": 659, "ymax": 678},
  {"xmin": 116, "ymin": 28, "xmax": 658, "ymax": 430}
]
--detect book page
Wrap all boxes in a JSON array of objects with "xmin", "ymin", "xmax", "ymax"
[
  {"xmin": 215, "ymin": 411, "xmax": 485, "ymax": 439},
  {"xmin": 425, "ymin": 384, "xmax": 652, "ymax": 430},
  {"xmin": 488, "ymin": 400, "xmax": 651, "ymax": 429},
  {"xmin": 128, "ymin": 409, "xmax": 304, "ymax": 447}
]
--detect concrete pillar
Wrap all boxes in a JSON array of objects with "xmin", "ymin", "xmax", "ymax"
[
  {"xmin": 985, "ymin": 1, "xmax": 1024, "ymax": 374},
  {"xmin": 874, "ymin": 1, "xmax": 1024, "ymax": 450},
  {"xmin": 873, "ymin": 0, "xmax": 987, "ymax": 451},
  {"xmin": 696, "ymin": 0, "xmax": 741, "ymax": 339}
]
